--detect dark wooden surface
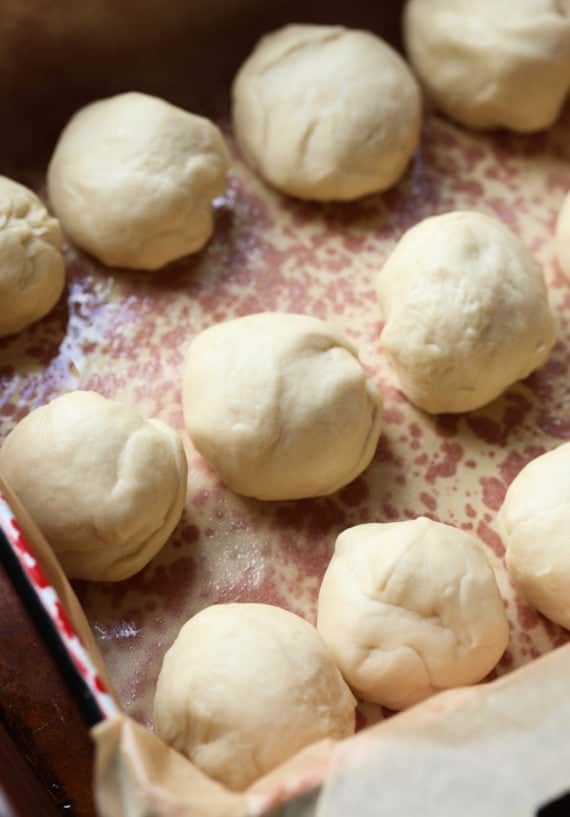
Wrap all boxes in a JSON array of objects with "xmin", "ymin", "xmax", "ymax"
[
  {"xmin": 0, "ymin": 722, "xmax": 61, "ymax": 817},
  {"xmin": 0, "ymin": 565, "xmax": 96, "ymax": 817},
  {"xmin": 0, "ymin": 0, "xmax": 403, "ymax": 167}
]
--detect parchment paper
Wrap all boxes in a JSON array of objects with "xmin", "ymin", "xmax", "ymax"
[
  {"xmin": 317, "ymin": 644, "xmax": 570, "ymax": 817},
  {"xmin": 90, "ymin": 646, "xmax": 570, "ymax": 817}
]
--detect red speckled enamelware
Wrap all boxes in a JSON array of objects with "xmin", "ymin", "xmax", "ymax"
[{"xmin": 1, "ymin": 12, "xmax": 570, "ymax": 736}]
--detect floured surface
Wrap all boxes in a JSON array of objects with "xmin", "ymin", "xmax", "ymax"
[{"xmin": 2, "ymin": 112, "xmax": 570, "ymax": 728}]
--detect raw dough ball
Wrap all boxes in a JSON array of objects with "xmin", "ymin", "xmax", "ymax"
[
  {"xmin": 0, "ymin": 391, "xmax": 187, "ymax": 581},
  {"xmin": 232, "ymin": 24, "xmax": 421, "ymax": 201},
  {"xmin": 182, "ymin": 313, "xmax": 383, "ymax": 500},
  {"xmin": 317, "ymin": 518, "xmax": 508, "ymax": 710},
  {"xmin": 404, "ymin": 0, "xmax": 570, "ymax": 133},
  {"xmin": 47, "ymin": 92, "xmax": 229, "ymax": 270},
  {"xmin": 499, "ymin": 443, "xmax": 570, "ymax": 629},
  {"xmin": 0, "ymin": 176, "xmax": 65, "ymax": 337},
  {"xmin": 153, "ymin": 603, "xmax": 355, "ymax": 790},
  {"xmin": 376, "ymin": 211, "xmax": 556, "ymax": 414},
  {"xmin": 555, "ymin": 192, "xmax": 570, "ymax": 280}
]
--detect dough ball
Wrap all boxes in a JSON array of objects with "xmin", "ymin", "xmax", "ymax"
[
  {"xmin": 182, "ymin": 313, "xmax": 383, "ymax": 500},
  {"xmin": 499, "ymin": 443, "xmax": 570, "ymax": 629},
  {"xmin": 555, "ymin": 192, "xmax": 570, "ymax": 280},
  {"xmin": 404, "ymin": 0, "xmax": 570, "ymax": 133},
  {"xmin": 376, "ymin": 211, "xmax": 556, "ymax": 414},
  {"xmin": 317, "ymin": 518, "xmax": 508, "ymax": 710},
  {"xmin": 232, "ymin": 24, "xmax": 421, "ymax": 201},
  {"xmin": 0, "ymin": 176, "xmax": 65, "ymax": 337},
  {"xmin": 47, "ymin": 92, "xmax": 229, "ymax": 270},
  {"xmin": 0, "ymin": 391, "xmax": 187, "ymax": 581},
  {"xmin": 153, "ymin": 603, "xmax": 355, "ymax": 790}
]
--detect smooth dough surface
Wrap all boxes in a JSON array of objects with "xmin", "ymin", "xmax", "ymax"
[
  {"xmin": 232, "ymin": 24, "xmax": 421, "ymax": 201},
  {"xmin": 48, "ymin": 92, "xmax": 229, "ymax": 270},
  {"xmin": 499, "ymin": 443, "xmax": 570, "ymax": 629},
  {"xmin": 0, "ymin": 176, "xmax": 65, "ymax": 337},
  {"xmin": 376, "ymin": 211, "xmax": 556, "ymax": 414},
  {"xmin": 0, "ymin": 391, "xmax": 187, "ymax": 581},
  {"xmin": 555, "ymin": 192, "xmax": 570, "ymax": 280},
  {"xmin": 404, "ymin": 0, "xmax": 570, "ymax": 132},
  {"xmin": 182, "ymin": 313, "xmax": 383, "ymax": 500},
  {"xmin": 317, "ymin": 518, "xmax": 508, "ymax": 710},
  {"xmin": 153, "ymin": 603, "xmax": 355, "ymax": 790}
]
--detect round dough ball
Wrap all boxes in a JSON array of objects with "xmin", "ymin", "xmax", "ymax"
[
  {"xmin": 182, "ymin": 313, "xmax": 383, "ymax": 500},
  {"xmin": 376, "ymin": 211, "xmax": 556, "ymax": 414},
  {"xmin": 232, "ymin": 25, "xmax": 421, "ymax": 201},
  {"xmin": 404, "ymin": 0, "xmax": 570, "ymax": 133},
  {"xmin": 0, "ymin": 391, "xmax": 187, "ymax": 581},
  {"xmin": 317, "ymin": 518, "xmax": 509, "ymax": 710},
  {"xmin": 499, "ymin": 443, "xmax": 570, "ymax": 629},
  {"xmin": 153, "ymin": 603, "xmax": 355, "ymax": 790},
  {"xmin": 0, "ymin": 176, "xmax": 65, "ymax": 337},
  {"xmin": 555, "ymin": 192, "xmax": 570, "ymax": 280},
  {"xmin": 47, "ymin": 92, "xmax": 229, "ymax": 270}
]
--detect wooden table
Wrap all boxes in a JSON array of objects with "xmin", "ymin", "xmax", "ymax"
[{"xmin": 0, "ymin": 565, "xmax": 95, "ymax": 817}]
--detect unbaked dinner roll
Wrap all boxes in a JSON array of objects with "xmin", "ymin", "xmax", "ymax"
[
  {"xmin": 0, "ymin": 176, "xmax": 65, "ymax": 337},
  {"xmin": 376, "ymin": 211, "xmax": 556, "ymax": 414},
  {"xmin": 404, "ymin": 0, "xmax": 570, "ymax": 132},
  {"xmin": 48, "ymin": 92, "xmax": 229, "ymax": 270},
  {"xmin": 317, "ymin": 518, "xmax": 509, "ymax": 710},
  {"xmin": 0, "ymin": 391, "xmax": 187, "ymax": 581},
  {"xmin": 182, "ymin": 313, "xmax": 383, "ymax": 500},
  {"xmin": 232, "ymin": 24, "xmax": 421, "ymax": 201},
  {"xmin": 153, "ymin": 603, "xmax": 355, "ymax": 790},
  {"xmin": 499, "ymin": 443, "xmax": 570, "ymax": 630}
]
